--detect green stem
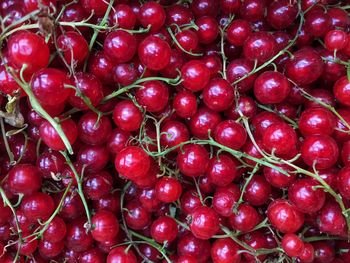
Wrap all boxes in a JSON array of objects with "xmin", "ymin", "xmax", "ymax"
[
  {"xmin": 60, "ymin": 151, "xmax": 91, "ymax": 226},
  {"xmin": 0, "ymin": 187, "xmax": 22, "ymax": 261},
  {"xmin": 303, "ymin": 235, "xmax": 347, "ymax": 242},
  {"xmin": 59, "ymin": 21, "xmax": 114, "ymax": 30},
  {"xmin": 300, "ymin": 88, "xmax": 350, "ymax": 132},
  {"xmin": 252, "ymin": 218, "xmax": 270, "ymax": 232},
  {"xmin": 145, "ymin": 138, "xmax": 289, "ymax": 176},
  {"xmin": 120, "ymin": 182, "xmax": 148, "ymax": 261},
  {"xmin": 0, "ymin": 24, "xmax": 40, "ymax": 41},
  {"xmin": 0, "ymin": 117, "xmax": 15, "ymax": 165},
  {"xmin": 280, "ymin": 160, "xmax": 350, "ymax": 234},
  {"xmin": 127, "ymin": 229, "xmax": 172, "ymax": 263},
  {"xmin": 219, "ymin": 15, "xmax": 234, "ymax": 80},
  {"xmin": 102, "ymin": 75, "xmax": 182, "ymax": 102},
  {"xmin": 9, "ymin": 70, "xmax": 74, "ymax": 154},
  {"xmin": 167, "ymin": 27, "xmax": 203, "ymax": 57},
  {"xmin": 23, "ymin": 181, "xmax": 73, "ymax": 242},
  {"xmin": 142, "ymin": 134, "xmax": 350, "ymax": 234},
  {"xmin": 257, "ymin": 104, "xmax": 298, "ymax": 129},
  {"xmin": 234, "ymin": 164, "xmax": 259, "ymax": 211},
  {"xmin": 83, "ymin": 0, "xmax": 115, "ymax": 71},
  {"xmin": 193, "ymin": 178, "xmax": 204, "ymax": 205},
  {"xmin": 221, "ymin": 226, "xmax": 282, "ymax": 257},
  {"xmin": 232, "ymin": 5, "xmax": 305, "ymax": 86},
  {"xmin": 118, "ymin": 26, "xmax": 151, "ymax": 35},
  {"xmin": 0, "ymin": 10, "xmax": 41, "ymax": 41},
  {"xmin": 64, "ymin": 84, "xmax": 102, "ymax": 121}
]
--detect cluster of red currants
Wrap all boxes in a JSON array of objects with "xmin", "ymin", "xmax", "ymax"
[{"xmin": 1, "ymin": 0, "xmax": 350, "ymax": 262}]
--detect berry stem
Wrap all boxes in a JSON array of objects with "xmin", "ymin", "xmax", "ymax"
[
  {"xmin": 22, "ymin": 181, "xmax": 73, "ymax": 243},
  {"xmin": 303, "ymin": 236, "xmax": 347, "ymax": 242},
  {"xmin": 232, "ymin": 4, "xmax": 305, "ymax": 86},
  {"xmin": 102, "ymin": 75, "xmax": 182, "ymax": 102},
  {"xmin": 7, "ymin": 67, "xmax": 74, "ymax": 154},
  {"xmin": 167, "ymin": 27, "xmax": 203, "ymax": 57},
  {"xmin": 60, "ymin": 151, "xmax": 92, "ymax": 226},
  {"xmin": 300, "ymin": 88, "xmax": 350, "ymax": 132},
  {"xmin": 257, "ymin": 103, "xmax": 298, "ymax": 129},
  {"xmin": 221, "ymin": 226, "xmax": 283, "ymax": 257},
  {"xmin": 142, "ymin": 135, "xmax": 350, "ymax": 233},
  {"xmin": 0, "ymin": 187, "xmax": 22, "ymax": 261},
  {"xmin": 219, "ymin": 15, "xmax": 234, "ymax": 80},
  {"xmin": 234, "ymin": 164, "xmax": 260, "ymax": 212},
  {"xmin": 0, "ymin": 10, "xmax": 41, "ymax": 41},
  {"xmin": 83, "ymin": 0, "xmax": 115, "ymax": 71},
  {"xmin": 120, "ymin": 181, "xmax": 149, "ymax": 261},
  {"xmin": 0, "ymin": 117, "xmax": 15, "ymax": 165},
  {"xmin": 64, "ymin": 84, "xmax": 103, "ymax": 121},
  {"xmin": 127, "ymin": 229, "xmax": 172, "ymax": 263}
]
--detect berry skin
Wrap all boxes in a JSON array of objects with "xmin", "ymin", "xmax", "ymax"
[
  {"xmin": 39, "ymin": 119, "xmax": 78, "ymax": 151},
  {"xmin": 267, "ymin": 199, "xmax": 304, "ymax": 233},
  {"xmin": 285, "ymin": 48, "xmax": 323, "ymax": 85},
  {"xmin": 173, "ymin": 91, "xmax": 198, "ymax": 118},
  {"xmin": 136, "ymin": 80, "xmax": 169, "ymax": 112},
  {"xmin": 177, "ymin": 144, "xmax": 209, "ymax": 177},
  {"xmin": 229, "ymin": 204, "xmax": 260, "ymax": 232},
  {"xmin": 113, "ymin": 100, "xmax": 143, "ymax": 132},
  {"xmin": 301, "ymin": 135, "xmax": 339, "ymax": 170},
  {"xmin": 214, "ymin": 120, "xmax": 247, "ymax": 150},
  {"xmin": 206, "ymin": 154, "xmax": 238, "ymax": 187},
  {"xmin": 57, "ymin": 31, "xmax": 89, "ymax": 65},
  {"xmin": 110, "ymin": 4, "xmax": 137, "ymax": 30},
  {"xmin": 211, "ymin": 237, "xmax": 241, "ymax": 263},
  {"xmin": 190, "ymin": 206, "xmax": 219, "ymax": 240},
  {"xmin": 31, "ymin": 68, "xmax": 72, "ymax": 107},
  {"xmin": 104, "ymin": 31, "xmax": 137, "ymax": 63},
  {"xmin": 281, "ymin": 234, "xmax": 304, "ymax": 257},
  {"xmin": 69, "ymin": 72, "xmax": 103, "ymax": 110},
  {"xmin": 78, "ymin": 112, "xmax": 112, "ymax": 146},
  {"xmin": 262, "ymin": 122, "xmax": 297, "ymax": 156},
  {"xmin": 325, "ymin": 29, "xmax": 348, "ymax": 51},
  {"xmin": 91, "ymin": 211, "xmax": 119, "ymax": 242},
  {"xmin": 288, "ymin": 178, "xmax": 326, "ymax": 214},
  {"xmin": 138, "ymin": 36, "xmax": 171, "ymax": 71},
  {"xmin": 243, "ymin": 32, "xmax": 276, "ymax": 63},
  {"xmin": 107, "ymin": 246, "xmax": 137, "ymax": 263},
  {"xmin": 155, "ymin": 177, "xmax": 182, "ymax": 203},
  {"xmin": 42, "ymin": 217, "xmax": 67, "ymax": 243},
  {"xmin": 334, "ymin": 76, "xmax": 350, "ymax": 107},
  {"xmin": 114, "ymin": 146, "xmax": 151, "ymax": 181},
  {"xmin": 267, "ymin": 0, "xmax": 298, "ymax": 29},
  {"xmin": 298, "ymin": 107, "xmax": 336, "ymax": 136},
  {"xmin": 202, "ymin": 78, "xmax": 234, "ymax": 112},
  {"xmin": 160, "ymin": 121, "xmax": 189, "ymax": 149},
  {"xmin": 317, "ymin": 200, "xmax": 346, "ymax": 235},
  {"xmin": 0, "ymin": 65, "xmax": 21, "ymax": 96},
  {"xmin": 337, "ymin": 165, "xmax": 350, "ymax": 200},
  {"xmin": 8, "ymin": 164, "xmax": 42, "ymax": 195},
  {"xmin": 7, "ymin": 31, "xmax": 50, "ymax": 74},
  {"xmin": 254, "ymin": 71, "xmax": 291, "ymax": 104},
  {"xmin": 181, "ymin": 60, "xmax": 211, "ymax": 92},
  {"xmin": 21, "ymin": 192, "xmax": 55, "ymax": 222},
  {"xmin": 139, "ymin": 2, "xmax": 166, "ymax": 32},
  {"xmin": 81, "ymin": 0, "xmax": 108, "ymax": 16},
  {"xmin": 150, "ymin": 216, "xmax": 178, "ymax": 244},
  {"xmin": 227, "ymin": 19, "xmax": 252, "ymax": 46},
  {"xmin": 2, "ymin": 2, "xmax": 350, "ymax": 261}
]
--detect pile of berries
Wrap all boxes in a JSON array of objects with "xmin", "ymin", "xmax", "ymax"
[{"xmin": 1, "ymin": 0, "xmax": 350, "ymax": 262}]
